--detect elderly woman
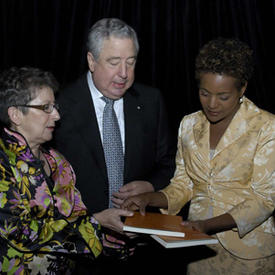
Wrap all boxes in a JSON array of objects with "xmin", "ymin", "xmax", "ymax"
[
  {"xmin": 122, "ymin": 38, "xmax": 275, "ymax": 274},
  {"xmin": 0, "ymin": 67, "xmax": 103, "ymax": 274}
]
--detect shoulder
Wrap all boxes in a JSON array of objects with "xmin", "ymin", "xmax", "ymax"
[
  {"xmin": 47, "ymin": 148, "xmax": 75, "ymax": 174},
  {"xmin": 47, "ymin": 148, "xmax": 68, "ymax": 162},
  {"xmin": 46, "ymin": 148, "xmax": 76, "ymax": 185},
  {"xmin": 243, "ymin": 97, "xmax": 275, "ymax": 128},
  {"xmin": 129, "ymin": 82, "xmax": 161, "ymax": 98},
  {"xmin": 179, "ymin": 110, "xmax": 203, "ymax": 128},
  {"xmin": 132, "ymin": 82, "xmax": 160, "ymax": 93},
  {"xmin": 125, "ymin": 83, "xmax": 164, "ymax": 110},
  {"xmin": 57, "ymin": 74, "xmax": 88, "ymax": 101}
]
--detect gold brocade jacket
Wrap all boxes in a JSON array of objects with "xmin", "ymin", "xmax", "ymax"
[{"xmin": 161, "ymin": 97, "xmax": 275, "ymax": 259}]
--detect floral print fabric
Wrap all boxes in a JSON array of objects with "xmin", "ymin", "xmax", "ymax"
[
  {"xmin": 161, "ymin": 97, "xmax": 275, "ymax": 260},
  {"xmin": 0, "ymin": 128, "xmax": 102, "ymax": 274}
]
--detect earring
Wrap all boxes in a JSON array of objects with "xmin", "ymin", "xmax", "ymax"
[{"xmin": 239, "ymin": 96, "xmax": 243, "ymax": 104}]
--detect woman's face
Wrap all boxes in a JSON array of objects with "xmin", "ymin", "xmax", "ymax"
[
  {"xmin": 199, "ymin": 73, "xmax": 245, "ymax": 124},
  {"xmin": 15, "ymin": 87, "xmax": 60, "ymax": 149}
]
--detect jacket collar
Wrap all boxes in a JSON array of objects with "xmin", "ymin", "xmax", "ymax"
[{"xmin": 193, "ymin": 97, "xmax": 260, "ymax": 159}]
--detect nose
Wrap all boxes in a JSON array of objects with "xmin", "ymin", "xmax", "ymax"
[
  {"xmin": 51, "ymin": 107, "xmax": 60, "ymax": 121},
  {"xmin": 208, "ymin": 95, "xmax": 218, "ymax": 109},
  {"xmin": 118, "ymin": 62, "xmax": 127, "ymax": 79}
]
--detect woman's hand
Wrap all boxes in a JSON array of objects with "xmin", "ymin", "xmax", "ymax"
[
  {"xmin": 181, "ymin": 213, "xmax": 237, "ymax": 235},
  {"xmin": 181, "ymin": 220, "xmax": 208, "ymax": 233}
]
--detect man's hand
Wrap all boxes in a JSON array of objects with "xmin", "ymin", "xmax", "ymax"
[
  {"xmin": 121, "ymin": 193, "xmax": 153, "ymax": 215},
  {"xmin": 93, "ymin": 208, "xmax": 133, "ymax": 232},
  {"xmin": 121, "ymin": 191, "xmax": 168, "ymax": 216},
  {"xmin": 112, "ymin": 180, "xmax": 154, "ymax": 208}
]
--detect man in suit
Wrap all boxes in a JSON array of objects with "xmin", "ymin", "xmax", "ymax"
[{"xmin": 53, "ymin": 18, "xmax": 175, "ymax": 235}]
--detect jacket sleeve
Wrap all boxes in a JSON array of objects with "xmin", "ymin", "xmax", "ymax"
[
  {"xmin": 160, "ymin": 118, "xmax": 193, "ymax": 215},
  {"xmin": 49, "ymin": 148, "xmax": 103, "ymax": 257},
  {"xmin": 0, "ymin": 150, "xmax": 44, "ymax": 253},
  {"xmin": 228, "ymin": 119, "xmax": 275, "ymax": 238}
]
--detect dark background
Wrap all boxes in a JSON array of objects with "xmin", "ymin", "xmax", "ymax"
[
  {"xmin": 1, "ymin": 1, "xmax": 275, "ymax": 273},
  {"xmin": 1, "ymin": 0, "xmax": 275, "ymax": 137}
]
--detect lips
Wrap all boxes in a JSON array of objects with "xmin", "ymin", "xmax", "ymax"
[
  {"xmin": 113, "ymin": 82, "xmax": 126, "ymax": 89},
  {"xmin": 207, "ymin": 110, "xmax": 219, "ymax": 116},
  {"xmin": 46, "ymin": 126, "xmax": 55, "ymax": 131}
]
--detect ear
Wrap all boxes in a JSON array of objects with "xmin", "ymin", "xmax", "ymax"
[
  {"xmin": 8, "ymin": 106, "xmax": 23, "ymax": 126},
  {"xmin": 87, "ymin": 52, "xmax": 96, "ymax": 72},
  {"xmin": 240, "ymin": 82, "xmax": 247, "ymax": 97}
]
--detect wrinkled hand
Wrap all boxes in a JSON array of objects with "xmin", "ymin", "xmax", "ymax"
[
  {"xmin": 121, "ymin": 193, "xmax": 152, "ymax": 215},
  {"xmin": 102, "ymin": 233, "xmax": 127, "ymax": 249},
  {"xmin": 112, "ymin": 180, "xmax": 154, "ymax": 208},
  {"xmin": 102, "ymin": 233, "xmax": 135, "ymax": 260},
  {"xmin": 93, "ymin": 208, "xmax": 133, "ymax": 232}
]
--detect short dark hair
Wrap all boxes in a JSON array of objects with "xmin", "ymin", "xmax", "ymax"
[
  {"xmin": 0, "ymin": 67, "xmax": 58, "ymax": 126},
  {"xmin": 195, "ymin": 37, "xmax": 254, "ymax": 90}
]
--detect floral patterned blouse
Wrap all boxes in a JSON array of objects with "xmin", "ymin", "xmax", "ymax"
[
  {"xmin": 0, "ymin": 128, "xmax": 102, "ymax": 274},
  {"xmin": 161, "ymin": 97, "xmax": 275, "ymax": 259}
]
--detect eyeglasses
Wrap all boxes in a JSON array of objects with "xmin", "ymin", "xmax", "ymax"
[{"xmin": 15, "ymin": 103, "xmax": 59, "ymax": 114}]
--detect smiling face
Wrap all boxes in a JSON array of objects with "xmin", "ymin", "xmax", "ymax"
[
  {"xmin": 10, "ymin": 86, "xmax": 60, "ymax": 150},
  {"xmin": 87, "ymin": 36, "xmax": 137, "ymax": 99},
  {"xmin": 199, "ymin": 73, "xmax": 246, "ymax": 125}
]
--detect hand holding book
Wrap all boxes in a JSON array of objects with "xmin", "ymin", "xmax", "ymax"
[
  {"xmin": 182, "ymin": 213, "xmax": 237, "ymax": 235},
  {"xmin": 121, "ymin": 191, "xmax": 168, "ymax": 215},
  {"xmin": 123, "ymin": 212, "xmax": 218, "ymax": 248}
]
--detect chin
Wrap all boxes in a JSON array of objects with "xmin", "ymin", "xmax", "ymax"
[
  {"xmin": 43, "ymin": 135, "xmax": 53, "ymax": 143},
  {"xmin": 207, "ymin": 117, "xmax": 224, "ymax": 124},
  {"xmin": 110, "ymin": 90, "xmax": 127, "ymax": 99}
]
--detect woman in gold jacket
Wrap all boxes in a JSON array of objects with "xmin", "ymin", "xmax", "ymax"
[{"xmin": 122, "ymin": 38, "xmax": 275, "ymax": 274}]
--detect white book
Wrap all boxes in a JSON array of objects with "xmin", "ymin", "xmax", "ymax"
[{"xmin": 151, "ymin": 234, "xmax": 218, "ymax": 249}]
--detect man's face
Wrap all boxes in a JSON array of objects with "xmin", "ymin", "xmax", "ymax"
[{"xmin": 87, "ymin": 36, "xmax": 137, "ymax": 99}]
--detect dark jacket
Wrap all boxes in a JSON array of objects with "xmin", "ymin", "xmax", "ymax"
[{"xmin": 53, "ymin": 74, "xmax": 176, "ymax": 213}]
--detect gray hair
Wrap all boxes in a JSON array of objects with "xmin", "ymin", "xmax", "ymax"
[
  {"xmin": 87, "ymin": 18, "xmax": 139, "ymax": 60},
  {"xmin": 0, "ymin": 67, "xmax": 58, "ymax": 126}
]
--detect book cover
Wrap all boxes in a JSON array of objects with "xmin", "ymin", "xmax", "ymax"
[
  {"xmin": 123, "ymin": 212, "xmax": 186, "ymax": 237},
  {"xmin": 151, "ymin": 231, "xmax": 218, "ymax": 249}
]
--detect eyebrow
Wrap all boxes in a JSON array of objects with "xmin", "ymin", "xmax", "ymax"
[
  {"xmin": 107, "ymin": 56, "xmax": 137, "ymax": 62},
  {"xmin": 199, "ymin": 88, "xmax": 231, "ymax": 95},
  {"xmin": 107, "ymin": 57, "xmax": 120, "ymax": 62}
]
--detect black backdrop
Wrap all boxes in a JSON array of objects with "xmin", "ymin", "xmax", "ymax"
[{"xmin": 1, "ymin": 0, "xmax": 275, "ymax": 137}]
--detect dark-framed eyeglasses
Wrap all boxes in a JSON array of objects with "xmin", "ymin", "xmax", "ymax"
[{"xmin": 15, "ymin": 103, "xmax": 59, "ymax": 114}]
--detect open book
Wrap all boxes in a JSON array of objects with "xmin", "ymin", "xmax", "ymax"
[{"xmin": 123, "ymin": 212, "xmax": 186, "ymax": 237}]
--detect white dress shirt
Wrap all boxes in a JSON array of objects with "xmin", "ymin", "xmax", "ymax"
[{"xmin": 87, "ymin": 72, "xmax": 125, "ymax": 152}]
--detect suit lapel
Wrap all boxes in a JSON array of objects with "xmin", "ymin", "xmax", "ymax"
[
  {"xmin": 193, "ymin": 98, "xmax": 253, "ymax": 160},
  {"xmin": 123, "ymin": 87, "xmax": 143, "ymax": 179},
  {"xmin": 70, "ymin": 78, "xmax": 107, "ymax": 178},
  {"xmin": 193, "ymin": 112, "xmax": 211, "ymax": 162},
  {"xmin": 214, "ymin": 105, "xmax": 248, "ymax": 156}
]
